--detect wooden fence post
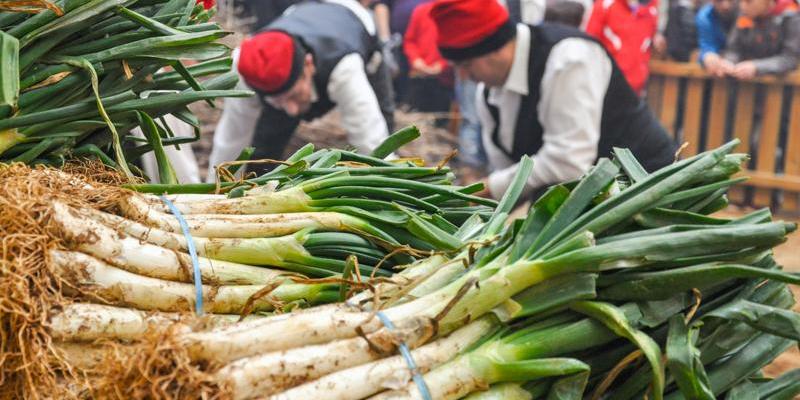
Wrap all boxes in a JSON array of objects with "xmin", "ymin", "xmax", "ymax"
[
  {"xmin": 706, "ymin": 80, "xmax": 728, "ymax": 150},
  {"xmin": 783, "ymin": 87, "xmax": 800, "ymax": 213}
]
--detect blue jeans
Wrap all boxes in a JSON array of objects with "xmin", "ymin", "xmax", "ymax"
[{"xmin": 455, "ymin": 76, "xmax": 487, "ymax": 167}]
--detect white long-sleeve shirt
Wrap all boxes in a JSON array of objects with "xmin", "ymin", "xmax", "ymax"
[{"xmin": 476, "ymin": 24, "xmax": 613, "ymax": 199}]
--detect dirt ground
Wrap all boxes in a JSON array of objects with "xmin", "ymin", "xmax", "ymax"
[
  {"xmin": 775, "ymin": 228, "xmax": 800, "ymax": 272},
  {"xmin": 763, "ymin": 284, "xmax": 800, "ymax": 378}
]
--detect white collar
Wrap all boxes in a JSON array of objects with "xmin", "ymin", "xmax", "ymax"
[{"xmin": 502, "ymin": 24, "xmax": 531, "ymax": 96}]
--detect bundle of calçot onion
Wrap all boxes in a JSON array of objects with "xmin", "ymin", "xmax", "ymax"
[
  {"xmin": 0, "ymin": 0, "xmax": 249, "ymax": 181},
  {"xmin": 0, "ymin": 129, "xmax": 502, "ymax": 399},
  {"xmin": 5, "ymin": 136, "xmax": 796, "ymax": 400},
  {"xmin": 2, "ymin": 137, "xmax": 798, "ymax": 399},
  {"xmin": 162, "ymin": 140, "xmax": 797, "ymax": 400}
]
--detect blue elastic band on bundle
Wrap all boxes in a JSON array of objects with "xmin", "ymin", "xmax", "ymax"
[
  {"xmin": 375, "ymin": 310, "xmax": 433, "ymax": 400},
  {"xmin": 160, "ymin": 195, "xmax": 204, "ymax": 316}
]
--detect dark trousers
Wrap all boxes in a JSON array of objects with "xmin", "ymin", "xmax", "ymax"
[
  {"xmin": 393, "ymin": 49, "xmax": 411, "ymax": 105},
  {"xmin": 407, "ymin": 76, "xmax": 452, "ymax": 127}
]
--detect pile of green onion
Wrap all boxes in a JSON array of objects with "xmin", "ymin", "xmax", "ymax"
[
  {"xmin": 36, "ymin": 132, "xmax": 502, "ymax": 368},
  {"xmin": 82, "ymin": 138, "xmax": 797, "ymax": 400},
  {"xmin": 0, "ymin": 0, "xmax": 249, "ymax": 179},
  {"xmin": 5, "ymin": 134, "xmax": 798, "ymax": 399}
]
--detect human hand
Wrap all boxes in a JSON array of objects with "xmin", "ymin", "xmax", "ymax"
[
  {"xmin": 427, "ymin": 62, "xmax": 443, "ymax": 75},
  {"xmin": 716, "ymin": 59, "xmax": 736, "ymax": 77},
  {"xmin": 703, "ymin": 53, "xmax": 731, "ymax": 77},
  {"xmin": 653, "ymin": 33, "xmax": 667, "ymax": 55},
  {"xmin": 473, "ymin": 178, "xmax": 493, "ymax": 199},
  {"xmin": 731, "ymin": 61, "xmax": 758, "ymax": 80},
  {"xmin": 411, "ymin": 59, "xmax": 442, "ymax": 76}
]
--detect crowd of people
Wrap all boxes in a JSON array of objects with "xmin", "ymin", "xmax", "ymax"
[
  {"xmin": 180, "ymin": 0, "xmax": 799, "ymax": 202},
  {"xmin": 669, "ymin": 0, "xmax": 799, "ymax": 78}
]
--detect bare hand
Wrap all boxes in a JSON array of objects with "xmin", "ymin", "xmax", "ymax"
[
  {"xmin": 653, "ymin": 33, "xmax": 667, "ymax": 55},
  {"xmin": 473, "ymin": 178, "xmax": 493, "ymax": 199},
  {"xmin": 427, "ymin": 62, "xmax": 443, "ymax": 75},
  {"xmin": 411, "ymin": 59, "xmax": 442, "ymax": 76},
  {"xmin": 717, "ymin": 59, "xmax": 736, "ymax": 77},
  {"xmin": 703, "ymin": 53, "xmax": 732, "ymax": 77},
  {"xmin": 731, "ymin": 61, "xmax": 758, "ymax": 80}
]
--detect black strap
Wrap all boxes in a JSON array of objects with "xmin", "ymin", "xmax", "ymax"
[
  {"xmin": 483, "ymin": 87, "xmax": 515, "ymax": 160},
  {"xmin": 507, "ymin": 0, "xmax": 523, "ymax": 24}
]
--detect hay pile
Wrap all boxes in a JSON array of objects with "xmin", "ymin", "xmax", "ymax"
[
  {"xmin": 0, "ymin": 164, "xmax": 188, "ymax": 396},
  {"xmin": 0, "ymin": 162, "xmax": 130, "ymax": 399}
]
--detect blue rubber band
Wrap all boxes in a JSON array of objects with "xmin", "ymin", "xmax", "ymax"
[
  {"xmin": 375, "ymin": 310, "xmax": 433, "ymax": 400},
  {"xmin": 160, "ymin": 195, "xmax": 204, "ymax": 316}
]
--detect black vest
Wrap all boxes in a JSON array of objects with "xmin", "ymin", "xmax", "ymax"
[
  {"xmin": 261, "ymin": 0, "xmax": 379, "ymax": 120},
  {"xmin": 485, "ymin": 23, "xmax": 676, "ymax": 172},
  {"xmin": 507, "ymin": 0, "xmax": 523, "ymax": 24}
]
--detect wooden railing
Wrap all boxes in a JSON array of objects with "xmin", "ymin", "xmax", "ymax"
[{"xmin": 647, "ymin": 60, "xmax": 800, "ymax": 215}]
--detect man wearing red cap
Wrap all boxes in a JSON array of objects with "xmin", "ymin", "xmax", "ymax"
[
  {"xmin": 430, "ymin": 0, "xmax": 676, "ymax": 200},
  {"xmin": 208, "ymin": 0, "xmax": 394, "ymax": 177}
]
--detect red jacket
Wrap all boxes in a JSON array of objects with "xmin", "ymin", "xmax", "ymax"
[
  {"xmin": 772, "ymin": 0, "xmax": 799, "ymax": 15},
  {"xmin": 586, "ymin": 0, "xmax": 659, "ymax": 94},
  {"xmin": 403, "ymin": 2, "xmax": 451, "ymax": 78}
]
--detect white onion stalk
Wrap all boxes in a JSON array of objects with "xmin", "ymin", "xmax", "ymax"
[
  {"xmin": 50, "ymin": 201, "xmax": 282, "ymax": 285},
  {"xmin": 185, "ymin": 254, "xmax": 453, "ymax": 358},
  {"xmin": 208, "ymin": 241, "xmax": 500, "ymax": 362},
  {"xmin": 183, "ymin": 308, "xmax": 382, "ymax": 362},
  {"xmin": 121, "ymin": 193, "xmax": 382, "ymax": 239},
  {"xmin": 129, "ymin": 186, "xmax": 314, "ymax": 215},
  {"xmin": 165, "ymin": 212, "xmax": 370, "ymax": 239},
  {"xmin": 48, "ymin": 303, "xmax": 266, "ymax": 343},
  {"xmin": 144, "ymin": 193, "xmax": 226, "ymax": 204},
  {"xmin": 267, "ymin": 316, "xmax": 499, "ymax": 400},
  {"xmin": 181, "ymin": 245, "xmax": 564, "ymax": 363},
  {"xmin": 181, "ymin": 240, "xmax": 504, "ymax": 363},
  {"xmin": 80, "ymin": 205, "xmax": 373, "ymax": 278},
  {"xmin": 182, "ymin": 272, "xmax": 475, "ymax": 362},
  {"xmin": 140, "ymin": 181, "xmax": 281, "ymax": 209},
  {"xmin": 173, "ymin": 186, "xmax": 313, "ymax": 214},
  {"xmin": 48, "ymin": 303, "xmax": 185, "ymax": 342},
  {"xmin": 80, "ymin": 205, "xmax": 316, "ymax": 266},
  {"xmin": 216, "ymin": 316, "xmax": 436, "ymax": 398},
  {"xmin": 51, "ymin": 250, "xmax": 321, "ymax": 314},
  {"xmin": 182, "ymin": 269, "xmax": 480, "ymax": 362}
]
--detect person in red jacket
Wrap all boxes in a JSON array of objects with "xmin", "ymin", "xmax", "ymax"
[
  {"xmin": 404, "ymin": 2, "xmax": 448, "ymax": 79},
  {"xmin": 586, "ymin": 0, "xmax": 659, "ymax": 94},
  {"xmin": 403, "ymin": 1, "xmax": 453, "ymax": 124}
]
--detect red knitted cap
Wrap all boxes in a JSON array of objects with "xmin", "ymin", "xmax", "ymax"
[
  {"xmin": 430, "ymin": 0, "xmax": 515, "ymax": 61},
  {"xmin": 238, "ymin": 31, "xmax": 305, "ymax": 95}
]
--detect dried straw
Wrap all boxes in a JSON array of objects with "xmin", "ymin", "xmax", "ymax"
[
  {"xmin": 0, "ymin": 161, "xmax": 131, "ymax": 399},
  {"xmin": 87, "ymin": 325, "xmax": 229, "ymax": 400}
]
